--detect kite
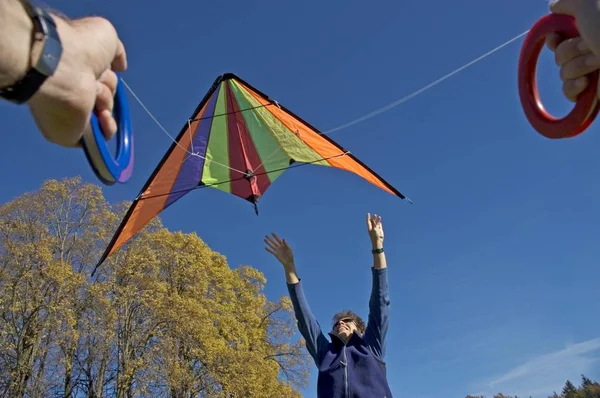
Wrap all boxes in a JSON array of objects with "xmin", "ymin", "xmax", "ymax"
[{"xmin": 93, "ymin": 73, "xmax": 410, "ymax": 272}]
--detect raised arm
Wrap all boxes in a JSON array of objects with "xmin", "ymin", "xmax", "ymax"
[
  {"xmin": 363, "ymin": 213, "xmax": 391, "ymax": 359},
  {"xmin": 265, "ymin": 233, "xmax": 328, "ymax": 366}
]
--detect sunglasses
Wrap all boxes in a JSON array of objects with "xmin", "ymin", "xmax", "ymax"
[{"xmin": 333, "ymin": 317, "xmax": 355, "ymax": 327}]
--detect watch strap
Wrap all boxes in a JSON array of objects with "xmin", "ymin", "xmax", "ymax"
[
  {"xmin": 0, "ymin": 67, "xmax": 49, "ymax": 104},
  {"xmin": 0, "ymin": 1, "xmax": 63, "ymax": 104},
  {"xmin": 372, "ymin": 247, "xmax": 384, "ymax": 254}
]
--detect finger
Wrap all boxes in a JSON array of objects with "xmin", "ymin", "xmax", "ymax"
[
  {"xmin": 264, "ymin": 235, "xmax": 278, "ymax": 248},
  {"xmin": 272, "ymin": 233, "xmax": 284, "ymax": 244},
  {"xmin": 563, "ymin": 76, "xmax": 588, "ymax": 101},
  {"xmin": 560, "ymin": 53, "xmax": 600, "ymax": 80},
  {"xmin": 96, "ymin": 110, "xmax": 117, "ymax": 140},
  {"xmin": 95, "ymin": 81, "xmax": 116, "ymax": 139},
  {"xmin": 549, "ymin": 0, "xmax": 580, "ymax": 16},
  {"xmin": 95, "ymin": 81, "xmax": 114, "ymax": 114},
  {"xmin": 265, "ymin": 239, "xmax": 278, "ymax": 250},
  {"xmin": 265, "ymin": 247, "xmax": 277, "ymax": 256},
  {"xmin": 111, "ymin": 38, "xmax": 128, "ymax": 72},
  {"xmin": 99, "ymin": 69, "xmax": 118, "ymax": 96},
  {"xmin": 546, "ymin": 33, "xmax": 562, "ymax": 51},
  {"xmin": 265, "ymin": 239, "xmax": 280, "ymax": 254},
  {"xmin": 554, "ymin": 37, "xmax": 590, "ymax": 66}
]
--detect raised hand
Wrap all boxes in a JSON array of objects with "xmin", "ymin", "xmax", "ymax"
[
  {"xmin": 367, "ymin": 213, "xmax": 384, "ymax": 249},
  {"xmin": 264, "ymin": 233, "xmax": 295, "ymax": 269}
]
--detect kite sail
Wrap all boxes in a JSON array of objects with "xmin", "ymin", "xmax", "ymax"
[{"xmin": 94, "ymin": 73, "xmax": 409, "ymax": 270}]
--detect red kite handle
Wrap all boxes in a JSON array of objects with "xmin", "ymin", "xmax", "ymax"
[{"xmin": 518, "ymin": 13, "xmax": 600, "ymax": 139}]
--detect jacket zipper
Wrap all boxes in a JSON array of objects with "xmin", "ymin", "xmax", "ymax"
[{"xmin": 342, "ymin": 346, "xmax": 349, "ymax": 397}]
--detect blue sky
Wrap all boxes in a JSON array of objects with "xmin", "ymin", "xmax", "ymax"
[{"xmin": 2, "ymin": 0, "xmax": 600, "ymax": 396}]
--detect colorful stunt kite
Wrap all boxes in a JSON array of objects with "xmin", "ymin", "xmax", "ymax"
[{"xmin": 93, "ymin": 73, "xmax": 409, "ymax": 272}]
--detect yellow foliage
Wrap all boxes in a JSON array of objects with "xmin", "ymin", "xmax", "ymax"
[{"xmin": 0, "ymin": 177, "xmax": 309, "ymax": 397}]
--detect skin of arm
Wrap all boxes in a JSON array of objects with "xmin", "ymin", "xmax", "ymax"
[
  {"xmin": 372, "ymin": 249, "xmax": 387, "ymax": 270},
  {"xmin": 0, "ymin": 0, "xmax": 126, "ymax": 146},
  {"xmin": 283, "ymin": 262, "xmax": 300, "ymax": 284},
  {"xmin": 0, "ymin": 0, "xmax": 33, "ymax": 87}
]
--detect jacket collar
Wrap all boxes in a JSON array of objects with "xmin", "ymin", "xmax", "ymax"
[{"xmin": 329, "ymin": 330, "xmax": 365, "ymax": 349}]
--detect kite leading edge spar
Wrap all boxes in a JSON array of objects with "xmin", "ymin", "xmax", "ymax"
[{"xmin": 93, "ymin": 73, "xmax": 410, "ymax": 272}]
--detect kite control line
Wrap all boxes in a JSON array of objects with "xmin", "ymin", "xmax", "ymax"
[
  {"xmin": 80, "ymin": 75, "xmax": 134, "ymax": 185},
  {"xmin": 518, "ymin": 13, "xmax": 600, "ymax": 139}
]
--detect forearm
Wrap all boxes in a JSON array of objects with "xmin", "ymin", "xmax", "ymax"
[
  {"xmin": 371, "ymin": 241, "xmax": 387, "ymax": 269},
  {"xmin": 372, "ymin": 251, "xmax": 387, "ymax": 269},
  {"xmin": 283, "ymin": 264, "xmax": 300, "ymax": 284},
  {"xmin": 0, "ymin": 0, "xmax": 32, "ymax": 87}
]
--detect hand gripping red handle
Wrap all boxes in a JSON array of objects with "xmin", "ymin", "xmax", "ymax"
[{"xmin": 518, "ymin": 13, "xmax": 600, "ymax": 139}]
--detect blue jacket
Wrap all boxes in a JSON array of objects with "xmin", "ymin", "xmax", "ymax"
[{"xmin": 287, "ymin": 267, "xmax": 392, "ymax": 398}]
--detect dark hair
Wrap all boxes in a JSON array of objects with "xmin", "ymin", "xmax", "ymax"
[{"xmin": 332, "ymin": 310, "xmax": 366, "ymax": 334}]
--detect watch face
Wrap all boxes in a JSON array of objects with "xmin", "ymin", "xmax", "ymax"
[
  {"xmin": 33, "ymin": 11, "xmax": 63, "ymax": 76},
  {"xmin": 37, "ymin": 35, "xmax": 62, "ymax": 76}
]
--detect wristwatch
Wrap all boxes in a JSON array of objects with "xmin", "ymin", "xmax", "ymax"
[
  {"xmin": 0, "ymin": 1, "xmax": 63, "ymax": 104},
  {"xmin": 372, "ymin": 247, "xmax": 384, "ymax": 254}
]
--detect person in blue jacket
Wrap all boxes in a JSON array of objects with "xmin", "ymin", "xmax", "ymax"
[{"xmin": 264, "ymin": 213, "xmax": 393, "ymax": 398}]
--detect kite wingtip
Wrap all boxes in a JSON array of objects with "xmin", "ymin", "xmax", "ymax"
[
  {"xmin": 404, "ymin": 197, "xmax": 413, "ymax": 204},
  {"xmin": 90, "ymin": 257, "xmax": 106, "ymax": 277}
]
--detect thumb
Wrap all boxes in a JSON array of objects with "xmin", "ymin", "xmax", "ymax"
[{"xmin": 549, "ymin": 0, "xmax": 579, "ymax": 16}]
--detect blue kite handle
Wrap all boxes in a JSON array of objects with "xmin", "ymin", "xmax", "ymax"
[{"xmin": 81, "ymin": 75, "xmax": 134, "ymax": 185}]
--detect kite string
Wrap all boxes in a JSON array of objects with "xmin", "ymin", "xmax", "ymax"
[
  {"xmin": 322, "ymin": 29, "xmax": 531, "ymax": 135},
  {"xmin": 119, "ymin": 79, "xmax": 248, "ymax": 176},
  {"xmin": 251, "ymin": 28, "xmax": 531, "ymax": 173},
  {"xmin": 118, "ymin": 27, "xmax": 530, "ymax": 176}
]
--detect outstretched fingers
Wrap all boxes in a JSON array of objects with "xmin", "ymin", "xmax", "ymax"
[
  {"xmin": 374, "ymin": 214, "xmax": 381, "ymax": 225},
  {"xmin": 271, "ymin": 232, "xmax": 284, "ymax": 244},
  {"xmin": 367, "ymin": 212, "xmax": 382, "ymax": 227},
  {"xmin": 264, "ymin": 233, "xmax": 282, "ymax": 255}
]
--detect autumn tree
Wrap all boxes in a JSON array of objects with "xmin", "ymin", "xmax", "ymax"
[
  {"xmin": 0, "ymin": 177, "xmax": 310, "ymax": 397},
  {"xmin": 0, "ymin": 177, "xmax": 116, "ymax": 397}
]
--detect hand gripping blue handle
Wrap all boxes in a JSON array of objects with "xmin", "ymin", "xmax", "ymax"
[{"xmin": 80, "ymin": 75, "xmax": 134, "ymax": 185}]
